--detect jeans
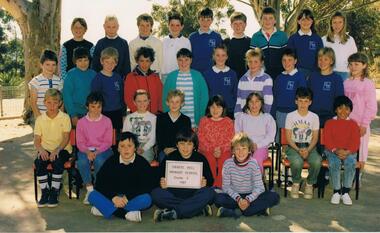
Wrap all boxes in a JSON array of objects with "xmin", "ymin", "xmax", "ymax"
[
  {"xmin": 77, "ymin": 148, "xmax": 113, "ymax": 184},
  {"xmin": 325, "ymin": 150, "xmax": 356, "ymax": 190},
  {"xmin": 286, "ymin": 147, "xmax": 321, "ymax": 184}
]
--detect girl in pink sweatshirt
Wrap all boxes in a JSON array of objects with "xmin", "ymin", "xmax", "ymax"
[
  {"xmin": 76, "ymin": 92, "xmax": 113, "ymax": 205},
  {"xmin": 344, "ymin": 53, "xmax": 377, "ymax": 168}
]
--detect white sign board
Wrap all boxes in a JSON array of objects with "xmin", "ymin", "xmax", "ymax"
[{"xmin": 165, "ymin": 161, "xmax": 203, "ymax": 189}]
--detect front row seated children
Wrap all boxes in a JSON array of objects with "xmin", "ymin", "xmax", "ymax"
[
  {"xmin": 88, "ymin": 132, "xmax": 153, "ymax": 222},
  {"xmin": 151, "ymin": 131, "xmax": 215, "ymax": 222},
  {"xmin": 235, "ymin": 92, "xmax": 276, "ymax": 173},
  {"xmin": 156, "ymin": 89, "xmax": 192, "ymax": 163},
  {"xmin": 285, "ymin": 87, "xmax": 321, "ymax": 199},
  {"xmin": 163, "ymin": 48, "xmax": 209, "ymax": 128},
  {"xmin": 76, "ymin": 92, "xmax": 113, "ymax": 204},
  {"xmin": 34, "ymin": 89, "xmax": 72, "ymax": 207},
  {"xmin": 324, "ymin": 96, "xmax": 360, "ymax": 205},
  {"xmin": 124, "ymin": 46, "xmax": 163, "ymax": 115},
  {"xmin": 214, "ymin": 133, "xmax": 279, "ymax": 218},
  {"xmin": 122, "ymin": 90, "xmax": 156, "ymax": 163}
]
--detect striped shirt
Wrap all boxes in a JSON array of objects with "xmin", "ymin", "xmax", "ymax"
[
  {"xmin": 28, "ymin": 74, "xmax": 63, "ymax": 112},
  {"xmin": 176, "ymin": 72, "xmax": 195, "ymax": 127},
  {"xmin": 222, "ymin": 157, "xmax": 265, "ymax": 202},
  {"xmin": 234, "ymin": 69, "xmax": 273, "ymax": 116}
]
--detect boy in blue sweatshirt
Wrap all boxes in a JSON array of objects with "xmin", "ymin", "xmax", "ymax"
[
  {"xmin": 250, "ymin": 7, "xmax": 288, "ymax": 81},
  {"xmin": 63, "ymin": 47, "xmax": 96, "ymax": 127},
  {"xmin": 308, "ymin": 47, "xmax": 344, "ymax": 127},
  {"xmin": 271, "ymin": 48, "xmax": 306, "ymax": 141},
  {"xmin": 189, "ymin": 7, "xmax": 222, "ymax": 75},
  {"xmin": 203, "ymin": 44, "xmax": 238, "ymax": 118}
]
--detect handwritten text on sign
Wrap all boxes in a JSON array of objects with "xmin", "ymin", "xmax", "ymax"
[{"xmin": 165, "ymin": 161, "xmax": 203, "ymax": 189}]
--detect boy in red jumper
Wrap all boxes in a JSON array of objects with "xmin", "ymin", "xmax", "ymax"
[{"xmin": 324, "ymin": 95, "xmax": 360, "ymax": 205}]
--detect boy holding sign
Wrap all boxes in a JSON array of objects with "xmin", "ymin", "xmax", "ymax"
[{"xmin": 151, "ymin": 131, "xmax": 215, "ymax": 222}]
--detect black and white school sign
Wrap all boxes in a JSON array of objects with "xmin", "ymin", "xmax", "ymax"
[{"xmin": 165, "ymin": 161, "xmax": 203, "ymax": 189}]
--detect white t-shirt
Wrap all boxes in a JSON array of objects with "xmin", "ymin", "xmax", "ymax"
[
  {"xmin": 285, "ymin": 110, "xmax": 319, "ymax": 144},
  {"xmin": 322, "ymin": 35, "xmax": 357, "ymax": 72},
  {"xmin": 162, "ymin": 35, "xmax": 191, "ymax": 75}
]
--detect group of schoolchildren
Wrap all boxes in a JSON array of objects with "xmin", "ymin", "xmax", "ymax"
[{"xmin": 29, "ymin": 6, "xmax": 377, "ymax": 223}]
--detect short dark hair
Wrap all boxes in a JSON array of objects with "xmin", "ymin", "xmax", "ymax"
[
  {"xmin": 134, "ymin": 46, "xmax": 155, "ymax": 63},
  {"xmin": 295, "ymin": 87, "xmax": 313, "ymax": 100},
  {"xmin": 199, "ymin": 7, "xmax": 213, "ymax": 19},
  {"xmin": 137, "ymin": 13, "xmax": 154, "ymax": 27},
  {"xmin": 71, "ymin": 17, "xmax": 88, "ymax": 30},
  {"xmin": 297, "ymin": 9, "xmax": 315, "ymax": 32},
  {"xmin": 242, "ymin": 92, "xmax": 265, "ymax": 114},
  {"xmin": 73, "ymin": 47, "xmax": 91, "ymax": 63},
  {"xmin": 168, "ymin": 11, "xmax": 184, "ymax": 25},
  {"xmin": 261, "ymin": 7, "xmax": 276, "ymax": 18},
  {"xmin": 176, "ymin": 130, "xmax": 198, "ymax": 150},
  {"xmin": 177, "ymin": 48, "xmax": 192, "ymax": 59},
  {"xmin": 40, "ymin": 49, "xmax": 58, "ymax": 64},
  {"xmin": 282, "ymin": 48, "xmax": 297, "ymax": 60},
  {"xmin": 86, "ymin": 91, "xmax": 104, "ymax": 107},
  {"xmin": 120, "ymin": 131, "xmax": 140, "ymax": 148},
  {"xmin": 333, "ymin": 95, "xmax": 353, "ymax": 112},
  {"xmin": 205, "ymin": 95, "xmax": 227, "ymax": 118}
]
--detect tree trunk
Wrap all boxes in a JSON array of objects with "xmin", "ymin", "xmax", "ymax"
[{"xmin": 0, "ymin": 0, "xmax": 61, "ymax": 123}]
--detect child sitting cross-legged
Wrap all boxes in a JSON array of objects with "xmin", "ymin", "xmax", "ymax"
[{"xmin": 214, "ymin": 133, "xmax": 279, "ymax": 218}]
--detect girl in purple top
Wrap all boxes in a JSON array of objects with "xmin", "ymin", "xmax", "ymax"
[
  {"xmin": 76, "ymin": 92, "xmax": 113, "ymax": 205},
  {"xmin": 234, "ymin": 92, "xmax": 276, "ymax": 172}
]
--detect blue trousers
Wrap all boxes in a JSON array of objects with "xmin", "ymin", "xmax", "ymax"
[
  {"xmin": 88, "ymin": 190, "xmax": 152, "ymax": 219},
  {"xmin": 214, "ymin": 191, "xmax": 280, "ymax": 216},
  {"xmin": 77, "ymin": 149, "xmax": 113, "ymax": 184},
  {"xmin": 325, "ymin": 150, "xmax": 356, "ymax": 190},
  {"xmin": 151, "ymin": 187, "xmax": 215, "ymax": 219}
]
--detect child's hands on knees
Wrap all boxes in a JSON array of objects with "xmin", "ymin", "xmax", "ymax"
[
  {"xmin": 38, "ymin": 148, "xmax": 49, "ymax": 161},
  {"xmin": 112, "ymin": 195, "xmax": 128, "ymax": 208},
  {"xmin": 238, "ymin": 198, "xmax": 249, "ymax": 211},
  {"xmin": 213, "ymin": 147, "xmax": 221, "ymax": 158},
  {"xmin": 49, "ymin": 148, "xmax": 60, "ymax": 161},
  {"xmin": 299, "ymin": 148, "xmax": 309, "ymax": 159},
  {"xmin": 160, "ymin": 177, "xmax": 168, "ymax": 189},
  {"xmin": 201, "ymin": 176, "xmax": 207, "ymax": 187},
  {"xmin": 86, "ymin": 150, "xmax": 96, "ymax": 161}
]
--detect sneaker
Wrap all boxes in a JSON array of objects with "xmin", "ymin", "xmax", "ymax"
[
  {"xmin": 202, "ymin": 204, "xmax": 212, "ymax": 216},
  {"xmin": 290, "ymin": 183, "xmax": 300, "ymax": 199},
  {"xmin": 125, "ymin": 211, "xmax": 142, "ymax": 222},
  {"xmin": 216, "ymin": 207, "xmax": 241, "ymax": 219},
  {"xmin": 83, "ymin": 190, "xmax": 92, "ymax": 205},
  {"xmin": 48, "ymin": 188, "xmax": 59, "ymax": 207},
  {"xmin": 38, "ymin": 188, "xmax": 50, "ymax": 208},
  {"xmin": 90, "ymin": 206, "xmax": 103, "ymax": 216},
  {"xmin": 153, "ymin": 209, "xmax": 177, "ymax": 222},
  {"xmin": 330, "ymin": 192, "xmax": 341, "ymax": 205},
  {"xmin": 341, "ymin": 193, "xmax": 353, "ymax": 205},
  {"xmin": 304, "ymin": 183, "xmax": 313, "ymax": 199}
]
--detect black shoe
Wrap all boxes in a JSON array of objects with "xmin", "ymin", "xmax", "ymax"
[
  {"xmin": 153, "ymin": 209, "xmax": 177, "ymax": 222},
  {"xmin": 202, "ymin": 204, "xmax": 213, "ymax": 216},
  {"xmin": 38, "ymin": 188, "xmax": 50, "ymax": 208},
  {"xmin": 48, "ymin": 188, "xmax": 59, "ymax": 207},
  {"xmin": 216, "ymin": 207, "xmax": 241, "ymax": 219},
  {"xmin": 257, "ymin": 208, "xmax": 271, "ymax": 216}
]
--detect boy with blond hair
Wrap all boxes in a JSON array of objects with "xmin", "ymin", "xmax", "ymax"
[{"xmin": 92, "ymin": 15, "xmax": 131, "ymax": 77}]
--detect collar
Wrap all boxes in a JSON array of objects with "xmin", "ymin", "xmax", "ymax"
[
  {"xmin": 233, "ymin": 154, "xmax": 252, "ymax": 167},
  {"xmin": 198, "ymin": 29, "xmax": 212, "ymax": 35},
  {"xmin": 85, "ymin": 113, "xmax": 103, "ymax": 122},
  {"xmin": 134, "ymin": 66, "xmax": 155, "ymax": 76},
  {"xmin": 282, "ymin": 68, "xmax": 298, "ymax": 76},
  {"xmin": 119, "ymin": 154, "xmax": 136, "ymax": 165},
  {"xmin": 43, "ymin": 110, "xmax": 63, "ymax": 120},
  {"xmin": 247, "ymin": 68, "xmax": 265, "ymax": 79},
  {"xmin": 169, "ymin": 34, "xmax": 183, "ymax": 39},
  {"xmin": 106, "ymin": 35, "xmax": 118, "ymax": 39},
  {"xmin": 232, "ymin": 34, "xmax": 246, "ymax": 39},
  {"xmin": 261, "ymin": 28, "xmax": 277, "ymax": 39},
  {"xmin": 212, "ymin": 65, "xmax": 230, "ymax": 73},
  {"xmin": 168, "ymin": 112, "xmax": 181, "ymax": 122},
  {"xmin": 139, "ymin": 35, "xmax": 150, "ymax": 40},
  {"xmin": 298, "ymin": 29, "xmax": 312, "ymax": 36},
  {"xmin": 333, "ymin": 116, "xmax": 351, "ymax": 120}
]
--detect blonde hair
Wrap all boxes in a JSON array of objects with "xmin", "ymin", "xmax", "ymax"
[
  {"xmin": 104, "ymin": 15, "xmax": 119, "ymax": 24},
  {"xmin": 245, "ymin": 48, "xmax": 264, "ymax": 63},
  {"xmin": 326, "ymin": 12, "xmax": 349, "ymax": 44},
  {"xmin": 317, "ymin": 47, "xmax": 336, "ymax": 68},
  {"xmin": 133, "ymin": 89, "xmax": 150, "ymax": 100},
  {"xmin": 166, "ymin": 89, "xmax": 185, "ymax": 103},
  {"xmin": 44, "ymin": 88, "xmax": 62, "ymax": 102},
  {"xmin": 100, "ymin": 47, "xmax": 119, "ymax": 63},
  {"xmin": 231, "ymin": 132, "xmax": 253, "ymax": 152}
]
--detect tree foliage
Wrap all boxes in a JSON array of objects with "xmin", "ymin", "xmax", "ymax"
[{"xmin": 151, "ymin": 0, "xmax": 234, "ymax": 38}]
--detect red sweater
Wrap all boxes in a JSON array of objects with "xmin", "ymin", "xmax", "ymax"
[
  {"xmin": 124, "ymin": 69, "xmax": 163, "ymax": 114},
  {"xmin": 324, "ymin": 118, "xmax": 360, "ymax": 153}
]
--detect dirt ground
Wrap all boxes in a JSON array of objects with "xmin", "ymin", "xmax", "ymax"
[{"xmin": 0, "ymin": 91, "xmax": 379, "ymax": 232}]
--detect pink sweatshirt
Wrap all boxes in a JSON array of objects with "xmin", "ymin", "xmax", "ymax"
[
  {"xmin": 76, "ymin": 114, "xmax": 113, "ymax": 153},
  {"xmin": 344, "ymin": 78, "xmax": 377, "ymax": 128}
]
